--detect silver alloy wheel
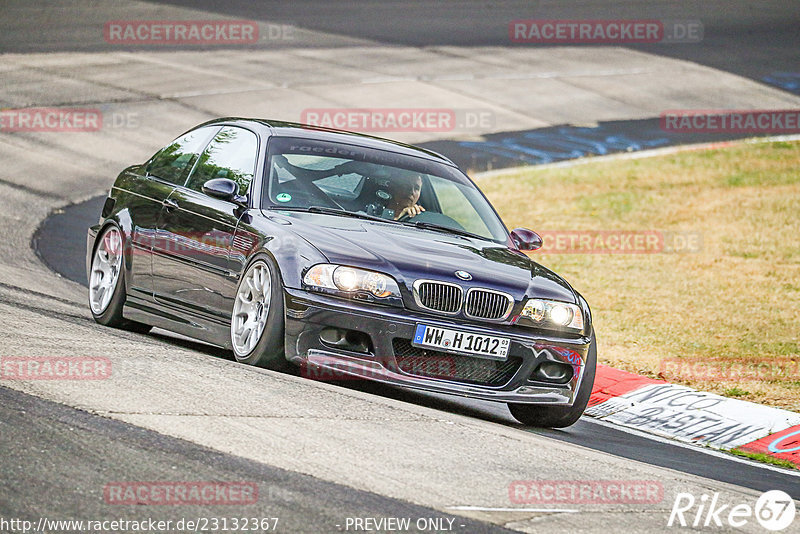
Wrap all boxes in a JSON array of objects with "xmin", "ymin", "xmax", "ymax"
[
  {"xmin": 231, "ymin": 261, "xmax": 272, "ymax": 357},
  {"xmin": 89, "ymin": 226, "xmax": 123, "ymax": 315}
]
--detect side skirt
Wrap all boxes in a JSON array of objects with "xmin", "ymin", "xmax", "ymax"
[{"xmin": 123, "ymin": 294, "xmax": 231, "ymax": 349}]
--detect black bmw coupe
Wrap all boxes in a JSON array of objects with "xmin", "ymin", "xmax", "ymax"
[{"xmin": 86, "ymin": 118, "xmax": 596, "ymax": 427}]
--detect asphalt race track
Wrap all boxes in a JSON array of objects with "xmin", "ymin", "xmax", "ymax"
[
  {"xmin": 0, "ymin": 386, "xmax": 512, "ymax": 534},
  {"xmin": 34, "ymin": 174, "xmax": 800, "ymax": 502},
  {"xmin": 3, "ymin": 1, "xmax": 800, "ymax": 532}
]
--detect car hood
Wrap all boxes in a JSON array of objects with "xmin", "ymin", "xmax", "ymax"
[{"xmin": 265, "ymin": 211, "xmax": 576, "ymax": 303}]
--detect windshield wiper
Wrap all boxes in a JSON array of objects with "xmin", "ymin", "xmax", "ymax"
[
  {"xmin": 268, "ymin": 205, "xmax": 389, "ymax": 223},
  {"xmin": 401, "ymin": 220, "xmax": 483, "ymax": 240}
]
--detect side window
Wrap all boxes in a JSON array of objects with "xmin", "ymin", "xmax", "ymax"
[
  {"xmin": 184, "ymin": 127, "xmax": 258, "ymax": 196},
  {"xmin": 146, "ymin": 126, "xmax": 218, "ymax": 185},
  {"xmin": 429, "ymin": 176, "xmax": 492, "ymax": 237}
]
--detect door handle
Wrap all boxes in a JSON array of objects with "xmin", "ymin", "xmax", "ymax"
[{"xmin": 162, "ymin": 198, "xmax": 179, "ymax": 210}]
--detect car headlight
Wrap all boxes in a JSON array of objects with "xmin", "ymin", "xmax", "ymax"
[
  {"xmin": 520, "ymin": 299, "xmax": 584, "ymax": 332},
  {"xmin": 303, "ymin": 264, "xmax": 402, "ymax": 303}
]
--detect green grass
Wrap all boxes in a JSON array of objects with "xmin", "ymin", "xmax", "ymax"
[
  {"xmin": 723, "ymin": 387, "xmax": 750, "ymax": 397},
  {"xmin": 479, "ymin": 139, "xmax": 800, "ymax": 411},
  {"xmin": 729, "ymin": 449, "xmax": 799, "ymax": 471},
  {"xmin": 577, "ymin": 191, "xmax": 638, "ymax": 217}
]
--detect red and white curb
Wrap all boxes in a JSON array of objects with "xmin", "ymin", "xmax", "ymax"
[{"xmin": 588, "ymin": 365, "xmax": 800, "ymax": 469}]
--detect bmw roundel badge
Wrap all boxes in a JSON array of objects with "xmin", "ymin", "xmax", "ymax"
[{"xmin": 455, "ymin": 270, "xmax": 472, "ymax": 281}]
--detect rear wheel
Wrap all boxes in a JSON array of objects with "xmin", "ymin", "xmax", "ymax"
[
  {"xmin": 508, "ymin": 330, "xmax": 597, "ymax": 428},
  {"xmin": 231, "ymin": 255, "xmax": 288, "ymax": 370},
  {"xmin": 88, "ymin": 225, "xmax": 151, "ymax": 334}
]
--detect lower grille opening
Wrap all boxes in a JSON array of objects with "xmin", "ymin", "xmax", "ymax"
[{"xmin": 392, "ymin": 338, "xmax": 522, "ymax": 387}]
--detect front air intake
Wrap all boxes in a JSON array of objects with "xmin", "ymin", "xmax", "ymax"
[
  {"xmin": 413, "ymin": 280, "xmax": 462, "ymax": 314},
  {"xmin": 465, "ymin": 288, "xmax": 514, "ymax": 321}
]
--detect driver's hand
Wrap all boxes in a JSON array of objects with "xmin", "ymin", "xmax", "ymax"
[{"xmin": 394, "ymin": 204, "xmax": 425, "ymax": 220}]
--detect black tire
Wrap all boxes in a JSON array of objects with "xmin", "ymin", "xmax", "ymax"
[
  {"xmin": 230, "ymin": 254, "xmax": 289, "ymax": 371},
  {"xmin": 88, "ymin": 224, "xmax": 152, "ymax": 334},
  {"xmin": 508, "ymin": 329, "xmax": 597, "ymax": 428}
]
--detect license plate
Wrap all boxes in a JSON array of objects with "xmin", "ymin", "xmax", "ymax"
[{"xmin": 412, "ymin": 324, "xmax": 510, "ymax": 360}]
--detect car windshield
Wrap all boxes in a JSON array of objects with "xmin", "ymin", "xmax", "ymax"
[{"xmin": 263, "ymin": 136, "xmax": 509, "ymax": 242}]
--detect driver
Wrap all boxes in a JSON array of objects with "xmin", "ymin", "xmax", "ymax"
[{"xmin": 386, "ymin": 172, "xmax": 425, "ymax": 220}]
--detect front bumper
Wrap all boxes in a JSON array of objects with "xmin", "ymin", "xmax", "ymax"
[{"xmin": 284, "ymin": 288, "xmax": 592, "ymax": 405}]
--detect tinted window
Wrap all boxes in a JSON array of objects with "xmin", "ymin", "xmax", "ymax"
[
  {"xmin": 184, "ymin": 127, "xmax": 258, "ymax": 196},
  {"xmin": 146, "ymin": 126, "xmax": 218, "ymax": 185}
]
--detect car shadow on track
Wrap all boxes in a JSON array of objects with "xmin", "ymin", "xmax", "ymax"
[
  {"xmin": 149, "ymin": 328, "xmax": 525, "ymax": 428},
  {"xmin": 148, "ymin": 329, "xmax": 236, "ymax": 361}
]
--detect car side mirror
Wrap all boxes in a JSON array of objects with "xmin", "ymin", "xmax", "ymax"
[
  {"xmin": 510, "ymin": 228, "xmax": 542, "ymax": 251},
  {"xmin": 202, "ymin": 178, "xmax": 247, "ymax": 206}
]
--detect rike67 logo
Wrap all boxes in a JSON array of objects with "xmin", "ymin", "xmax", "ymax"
[{"xmin": 668, "ymin": 490, "xmax": 796, "ymax": 531}]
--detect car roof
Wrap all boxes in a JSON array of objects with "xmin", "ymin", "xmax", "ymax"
[{"xmin": 195, "ymin": 117, "xmax": 457, "ymax": 167}]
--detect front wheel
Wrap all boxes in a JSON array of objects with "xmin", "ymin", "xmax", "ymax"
[
  {"xmin": 508, "ymin": 330, "xmax": 597, "ymax": 428},
  {"xmin": 230, "ymin": 255, "xmax": 288, "ymax": 370}
]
